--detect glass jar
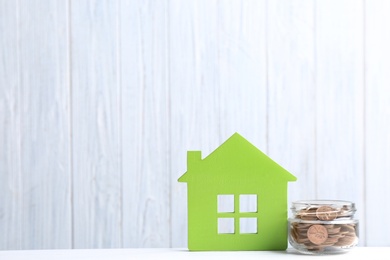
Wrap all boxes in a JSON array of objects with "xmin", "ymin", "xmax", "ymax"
[{"xmin": 288, "ymin": 200, "xmax": 359, "ymax": 254}]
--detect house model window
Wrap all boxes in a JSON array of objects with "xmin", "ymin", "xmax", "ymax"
[{"xmin": 217, "ymin": 194, "xmax": 258, "ymax": 234}]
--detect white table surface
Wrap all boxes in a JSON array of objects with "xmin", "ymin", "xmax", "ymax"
[{"xmin": 0, "ymin": 247, "xmax": 389, "ymax": 260}]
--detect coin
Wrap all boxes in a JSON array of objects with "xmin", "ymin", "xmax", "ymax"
[
  {"xmin": 326, "ymin": 226, "xmax": 341, "ymax": 235},
  {"xmin": 324, "ymin": 236, "xmax": 339, "ymax": 244},
  {"xmin": 340, "ymin": 224, "xmax": 355, "ymax": 233},
  {"xmin": 307, "ymin": 225, "xmax": 328, "ymax": 245},
  {"xmin": 299, "ymin": 208, "xmax": 318, "ymax": 220},
  {"xmin": 334, "ymin": 235, "xmax": 357, "ymax": 247},
  {"xmin": 316, "ymin": 206, "xmax": 338, "ymax": 221}
]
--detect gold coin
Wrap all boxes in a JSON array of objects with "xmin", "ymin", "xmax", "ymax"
[
  {"xmin": 316, "ymin": 206, "xmax": 338, "ymax": 221},
  {"xmin": 307, "ymin": 225, "xmax": 328, "ymax": 245}
]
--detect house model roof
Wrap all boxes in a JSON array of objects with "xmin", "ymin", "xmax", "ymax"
[{"xmin": 178, "ymin": 132, "xmax": 296, "ymax": 183}]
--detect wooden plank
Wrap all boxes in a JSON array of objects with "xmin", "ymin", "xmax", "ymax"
[
  {"xmin": 71, "ymin": 0, "xmax": 121, "ymax": 248},
  {"xmin": 169, "ymin": 0, "xmax": 223, "ymax": 248},
  {"xmin": 365, "ymin": 0, "xmax": 390, "ymax": 246},
  {"xmin": 315, "ymin": 0, "xmax": 365, "ymax": 245},
  {"xmin": 121, "ymin": 0, "xmax": 171, "ymax": 247},
  {"xmin": 169, "ymin": 0, "xmax": 267, "ymax": 247},
  {"xmin": 217, "ymin": 0, "xmax": 267, "ymax": 145},
  {"xmin": 0, "ymin": 0, "xmax": 22, "ymax": 250},
  {"xmin": 17, "ymin": 0, "xmax": 72, "ymax": 249},
  {"xmin": 267, "ymin": 0, "xmax": 316, "ymax": 206}
]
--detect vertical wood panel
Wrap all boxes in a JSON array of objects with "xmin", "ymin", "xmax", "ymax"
[
  {"xmin": 169, "ymin": 0, "xmax": 223, "ymax": 247},
  {"xmin": 71, "ymin": 0, "xmax": 121, "ymax": 248},
  {"xmin": 218, "ymin": 0, "xmax": 267, "ymax": 145},
  {"xmin": 0, "ymin": 0, "xmax": 22, "ymax": 250},
  {"xmin": 19, "ymin": 0, "xmax": 72, "ymax": 249},
  {"xmin": 121, "ymin": 0, "xmax": 171, "ymax": 247},
  {"xmin": 315, "ymin": 0, "xmax": 365, "ymax": 245},
  {"xmin": 267, "ymin": 0, "xmax": 316, "ymax": 208},
  {"xmin": 169, "ymin": 0, "xmax": 267, "ymax": 247},
  {"xmin": 365, "ymin": 0, "xmax": 390, "ymax": 246}
]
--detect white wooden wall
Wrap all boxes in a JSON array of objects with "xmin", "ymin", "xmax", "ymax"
[{"xmin": 1, "ymin": 0, "xmax": 389, "ymax": 250}]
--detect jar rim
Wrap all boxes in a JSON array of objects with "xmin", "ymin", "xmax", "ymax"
[
  {"xmin": 292, "ymin": 199, "xmax": 354, "ymax": 206},
  {"xmin": 288, "ymin": 218, "xmax": 359, "ymax": 225}
]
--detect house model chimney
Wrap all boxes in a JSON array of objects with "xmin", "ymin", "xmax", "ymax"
[{"xmin": 187, "ymin": 151, "xmax": 201, "ymax": 169}]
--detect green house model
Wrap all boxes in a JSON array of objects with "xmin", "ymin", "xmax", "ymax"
[{"xmin": 178, "ymin": 133, "xmax": 297, "ymax": 251}]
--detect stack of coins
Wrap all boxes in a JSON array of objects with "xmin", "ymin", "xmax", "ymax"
[{"xmin": 289, "ymin": 201, "xmax": 359, "ymax": 254}]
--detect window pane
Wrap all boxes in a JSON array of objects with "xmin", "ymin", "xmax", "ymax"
[
  {"xmin": 239, "ymin": 194, "xmax": 257, "ymax": 212},
  {"xmin": 217, "ymin": 195, "xmax": 234, "ymax": 213},
  {"xmin": 218, "ymin": 218, "xmax": 235, "ymax": 234},
  {"xmin": 240, "ymin": 217, "xmax": 257, "ymax": 234}
]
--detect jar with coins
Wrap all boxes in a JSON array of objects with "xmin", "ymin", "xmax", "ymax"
[{"xmin": 288, "ymin": 200, "xmax": 359, "ymax": 254}]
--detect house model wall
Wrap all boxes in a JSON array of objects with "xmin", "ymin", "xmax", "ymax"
[{"xmin": 178, "ymin": 133, "xmax": 297, "ymax": 251}]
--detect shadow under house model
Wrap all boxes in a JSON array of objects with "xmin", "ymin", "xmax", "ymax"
[{"xmin": 178, "ymin": 133, "xmax": 297, "ymax": 251}]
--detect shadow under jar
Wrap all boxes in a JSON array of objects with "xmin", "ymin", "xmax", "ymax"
[{"xmin": 288, "ymin": 200, "xmax": 359, "ymax": 255}]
